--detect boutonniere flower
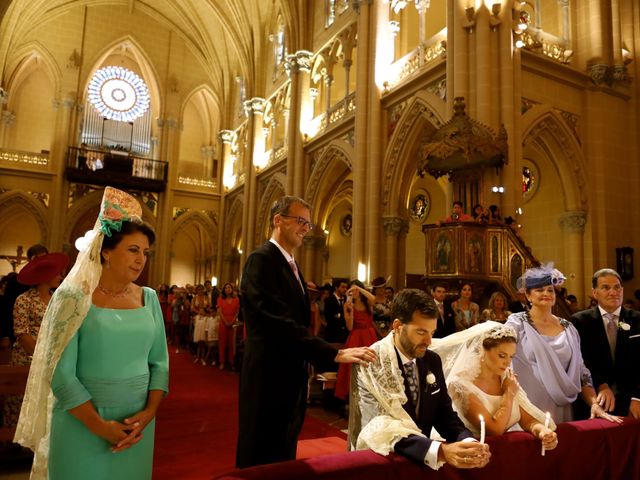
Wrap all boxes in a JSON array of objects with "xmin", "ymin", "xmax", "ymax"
[
  {"xmin": 426, "ymin": 372, "xmax": 437, "ymax": 386},
  {"xmin": 619, "ymin": 321, "xmax": 631, "ymax": 331}
]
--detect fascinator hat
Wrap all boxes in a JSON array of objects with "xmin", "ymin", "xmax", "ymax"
[
  {"xmin": 15, "ymin": 187, "xmax": 142, "ymax": 480},
  {"xmin": 17, "ymin": 253, "xmax": 69, "ymax": 286},
  {"xmin": 517, "ymin": 262, "xmax": 566, "ymax": 292}
]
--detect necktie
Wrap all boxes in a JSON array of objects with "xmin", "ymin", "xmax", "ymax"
[
  {"xmin": 604, "ymin": 313, "xmax": 617, "ymax": 358},
  {"xmin": 437, "ymin": 302, "xmax": 444, "ymax": 319},
  {"xmin": 404, "ymin": 361, "xmax": 419, "ymax": 405},
  {"xmin": 288, "ymin": 260, "xmax": 304, "ymax": 291}
]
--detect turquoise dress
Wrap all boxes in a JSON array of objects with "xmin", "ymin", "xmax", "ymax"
[{"xmin": 49, "ymin": 287, "xmax": 169, "ymax": 479}]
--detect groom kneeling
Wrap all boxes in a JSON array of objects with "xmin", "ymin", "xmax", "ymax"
[{"xmin": 349, "ymin": 288, "xmax": 491, "ymax": 470}]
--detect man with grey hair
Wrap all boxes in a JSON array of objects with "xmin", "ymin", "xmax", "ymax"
[
  {"xmin": 236, "ymin": 195, "xmax": 376, "ymax": 468},
  {"xmin": 571, "ymin": 268, "xmax": 640, "ymax": 419}
]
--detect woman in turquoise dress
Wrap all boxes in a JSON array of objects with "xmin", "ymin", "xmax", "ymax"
[{"xmin": 14, "ymin": 187, "xmax": 168, "ymax": 480}]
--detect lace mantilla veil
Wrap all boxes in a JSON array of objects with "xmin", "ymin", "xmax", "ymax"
[
  {"xmin": 430, "ymin": 321, "xmax": 556, "ymax": 432},
  {"xmin": 14, "ymin": 187, "xmax": 143, "ymax": 480},
  {"xmin": 350, "ymin": 331, "xmax": 425, "ymax": 455}
]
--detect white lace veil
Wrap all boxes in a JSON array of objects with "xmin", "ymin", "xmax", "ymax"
[
  {"xmin": 430, "ymin": 321, "xmax": 556, "ymax": 432},
  {"xmin": 351, "ymin": 331, "xmax": 426, "ymax": 455},
  {"xmin": 14, "ymin": 187, "xmax": 143, "ymax": 480}
]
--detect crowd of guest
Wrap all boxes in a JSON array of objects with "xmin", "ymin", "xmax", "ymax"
[
  {"xmin": 2, "ymin": 239, "xmax": 640, "ymax": 475},
  {"xmin": 155, "ymin": 281, "xmax": 241, "ymax": 370}
]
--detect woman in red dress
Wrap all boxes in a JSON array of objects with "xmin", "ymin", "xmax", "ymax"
[
  {"xmin": 217, "ymin": 282, "xmax": 240, "ymax": 370},
  {"xmin": 334, "ymin": 280, "xmax": 378, "ymax": 399}
]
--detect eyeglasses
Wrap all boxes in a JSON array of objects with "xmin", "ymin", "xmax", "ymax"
[
  {"xmin": 598, "ymin": 284, "xmax": 623, "ymax": 292},
  {"xmin": 280, "ymin": 214, "xmax": 314, "ymax": 230}
]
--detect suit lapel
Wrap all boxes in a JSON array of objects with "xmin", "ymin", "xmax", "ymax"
[{"xmin": 265, "ymin": 242, "xmax": 308, "ymax": 308}]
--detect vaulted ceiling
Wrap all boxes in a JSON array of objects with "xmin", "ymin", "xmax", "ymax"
[{"xmin": 0, "ymin": 0, "xmax": 303, "ymax": 103}]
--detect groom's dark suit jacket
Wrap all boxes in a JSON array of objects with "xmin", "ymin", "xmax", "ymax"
[
  {"xmin": 393, "ymin": 349, "xmax": 473, "ymax": 464},
  {"xmin": 571, "ymin": 307, "xmax": 640, "ymax": 417},
  {"xmin": 236, "ymin": 241, "xmax": 338, "ymax": 468}
]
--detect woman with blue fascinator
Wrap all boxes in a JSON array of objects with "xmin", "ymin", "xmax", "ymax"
[
  {"xmin": 505, "ymin": 263, "xmax": 620, "ymax": 424},
  {"xmin": 14, "ymin": 187, "xmax": 169, "ymax": 480}
]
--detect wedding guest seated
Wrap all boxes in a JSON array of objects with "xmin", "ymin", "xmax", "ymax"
[
  {"xmin": 452, "ymin": 283, "xmax": 479, "ymax": 331},
  {"xmin": 350, "ymin": 289, "xmax": 490, "ymax": 470},
  {"xmin": 431, "ymin": 322, "xmax": 557, "ymax": 451},
  {"xmin": 481, "ymin": 292, "xmax": 511, "ymax": 323},
  {"xmin": 571, "ymin": 268, "xmax": 640, "ymax": 419},
  {"xmin": 437, "ymin": 201, "xmax": 473, "ymax": 225},
  {"xmin": 506, "ymin": 264, "xmax": 621, "ymax": 424}
]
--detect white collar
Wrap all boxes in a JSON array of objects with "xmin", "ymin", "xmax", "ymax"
[
  {"xmin": 598, "ymin": 305, "xmax": 622, "ymax": 318},
  {"xmin": 269, "ymin": 238, "xmax": 295, "ymax": 264}
]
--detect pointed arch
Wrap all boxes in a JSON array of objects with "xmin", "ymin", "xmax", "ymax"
[
  {"xmin": 306, "ymin": 140, "xmax": 353, "ymax": 228},
  {"xmin": 171, "ymin": 210, "xmax": 218, "ymax": 246},
  {"xmin": 4, "ymin": 42, "xmax": 61, "ymax": 97},
  {"xmin": 521, "ymin": 106, "xmax": 588, "ymax": 211},
  {"xmin": 82, "ymin": 35, "xmax": 162, "ymax": 111},
  {"xmin": 0, "ymin": 190, "xmax": 48, "ymax": 244},
  {"xmin": 382, "ymin": 91, "xmax": 446, "ymax": 215},
  {"xmin": 225, "ymin": 195, "xmax": 245, "ymax": 252}
]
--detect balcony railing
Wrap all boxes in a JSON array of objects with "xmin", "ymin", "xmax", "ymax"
[{"xmin": 66, "ymin": 146, "xmax": 168, "ymax": 192}]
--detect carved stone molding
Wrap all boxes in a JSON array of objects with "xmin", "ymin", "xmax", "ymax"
[
  {"xmin": 382, "ymin": 216, "xmax": 409, "ymax": 236},
  {"xmin": 524, "ymin": 116, "xmax": 588, "ymax": 209},
  {"xmin": 285, "ymin": 50, "xmax": 313, "ymax": 76},
  {"xmin": 243, "ymin": 97, "xmax": 266, "ymax": 116},
  {"xmin": 382, "ymin": 100, "xmax": 442, "ymax": 207},
  {"xmin": 218, "ymin": 129, "xmax": 236, "ymax": 144},
  {"xmin": 559, "ymin": 210, "xmax": 587, "ymax": 233},
  {"xmin": 1, "ymin": 111, "xmax": 16, "ymax": 126},
  {"xmin": 587, "ymin": 63, "xmax": 609, "ymax": 86}
]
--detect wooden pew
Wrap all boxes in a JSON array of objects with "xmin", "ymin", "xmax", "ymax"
[{"xmin": 0, "ymin": 365, "xmax": 30, "ymax": 443}]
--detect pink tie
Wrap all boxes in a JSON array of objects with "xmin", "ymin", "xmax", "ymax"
[
  {"xmin": 605, "ymin": 313, "xmax": 617, "ymax": 358},
  {"xmin": 289, "ymin": 260, "xmax": 304, "ymax": 291}
]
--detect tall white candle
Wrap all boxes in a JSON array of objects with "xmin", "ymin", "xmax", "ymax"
[
  {"xmin": 479, "ymin": 414, "xmax": 485, "ymax": 444},
  {"xmin": 541, "ymin": 411, "xmax": 550, "ymax": 456}
]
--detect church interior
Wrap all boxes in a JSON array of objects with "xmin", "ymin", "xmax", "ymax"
[{"xmin": 1, "ymin": 0, "xmax": 639, "ymax": 478}]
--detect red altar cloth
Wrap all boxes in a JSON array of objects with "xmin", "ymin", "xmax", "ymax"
[{"xmin": 215, "ymin": 418, "xmax": 640, "ymax": 480}]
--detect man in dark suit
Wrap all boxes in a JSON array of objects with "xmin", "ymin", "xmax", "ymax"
[
  {"xmin": 351, "ymin": 289, "xmax": 490, "ymax": 470},
  {"xmin": 323, "ymin": 280, "xmax": 348, "ymax": 343},
  {"xmin": 508, "ymin": 291, "xmax": 528, "ymax": 314},
  {"xmin": 571, "ymin": 268, "xmax": 640, "ymax": 419},
  {"xmin": 431, "ymin": 282, "xmax": 455, "ymax": 338},
  {"xmin": 236, "ymin": 196, "xmax": 377, "ymax": 468}
]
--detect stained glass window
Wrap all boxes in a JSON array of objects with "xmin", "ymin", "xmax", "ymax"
[{"xmin": 88, "ymin": 66, "xmax": 150, "ymax": 122}]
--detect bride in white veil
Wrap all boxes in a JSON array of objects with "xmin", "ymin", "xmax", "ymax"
[{"xmin": 430, "ymin": 321, "xmax": 558, "ymax": 449}]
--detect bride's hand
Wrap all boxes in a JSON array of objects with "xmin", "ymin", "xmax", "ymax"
[{"xmin": 502, "ymin": 369, "xmax": 519, "ymax": 397}]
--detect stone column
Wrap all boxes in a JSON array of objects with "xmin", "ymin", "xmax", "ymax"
[
  {"xmin": 241, "ymin": 97, "xmax": 265, "ymax": 264},
  {"xmin": 216, "ymin": 130, "xmax": 234, "ymax": 285},
  {"xmin": 559, "ymin": 211, "xmax": 587, "ymax": 303},
  {"xmin": 302, "ymin": 234, "xmax": 325, "ymax": 283},
  {"xmin": 366, "ymin": 0, "xmax": 386, "ymax": 279},
  {"xmin": 586, "ymin": 0, "xmax": 612, "ymax": 79},
  {"xmin": 352, "ymin": 0, "xmax": 372, "ymax": 278},
  {"xmin": 154, "ymin": 115, "xmax": 181, "ymax": 284},
  {"xmin": 50, "ymin": 95, "xmax": 76, "ymax": 249},
  {"xmin": 287, "ymin": 50, "xmax": 312, "ymax": 197},
  {"xmin": 383, "ymin": 216, "xmax": 410, "ymax": 290}
]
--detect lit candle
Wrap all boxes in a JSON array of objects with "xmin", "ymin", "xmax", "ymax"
[
  {"xmin": 479, "ymin": 414, "xmax": 485, "ymax": 444},
  {"xmin": 541, "ymin": 411, "xmax": 550, "ymax": 456}
]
